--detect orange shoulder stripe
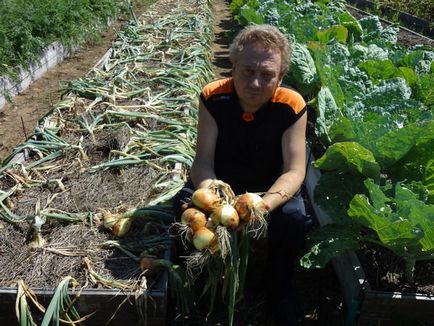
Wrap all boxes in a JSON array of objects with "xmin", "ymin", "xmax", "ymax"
[
  {"xmin": 271, "ymin": 87, "xmax": 306, "ymax": 114},
  {"xmin": 202, "ymin": 78, "xmax": 234, "ymax": 101}
]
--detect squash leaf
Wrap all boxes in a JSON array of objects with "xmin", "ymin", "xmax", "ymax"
[{"xmin": 314, "ymin": 142, "xmax": 381, "ymax": 180}]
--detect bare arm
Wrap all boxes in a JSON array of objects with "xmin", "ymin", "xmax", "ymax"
[
  {"xmin": 190, "ymin": 99, "xmax": 218, "ymax": 189},
  {"xmin": 262, "ymin": 111, "xmax": 307, "ymax": 211}
]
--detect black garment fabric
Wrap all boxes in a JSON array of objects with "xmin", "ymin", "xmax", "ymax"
[
  {"xmin": 200, "ymin": 77, "xmax": 306, "ymax": 194},
  {"xmin": 266, "ymin": 194, "xmax": 310, "ymax": 326}
]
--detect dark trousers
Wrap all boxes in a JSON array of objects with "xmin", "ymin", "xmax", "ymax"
[{"xmin": 266, "ymin": 194, "xmax": 310, "ymax": 324}]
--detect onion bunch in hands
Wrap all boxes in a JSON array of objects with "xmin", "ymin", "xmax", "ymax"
[{"xmin": 174, "ymin": 179, "xmax": 269, "ymax": 275}]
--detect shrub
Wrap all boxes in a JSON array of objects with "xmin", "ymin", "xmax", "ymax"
[{"xmin": 0, "ymin": 0, "xmax": 137, "ymax": 77}]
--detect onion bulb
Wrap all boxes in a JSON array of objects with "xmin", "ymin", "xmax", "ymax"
[
  {"xmin": 102, "ymin": 213, "xmax": 118, "ymax": 229},
  {"xmin": 140, "ymin": 255, "xmax": 159, "ymax": 271},
  {"xmin": 181, "ymin": 207, "xmax": 207, "ymax": 232},
  {"xmin": 112, "ymin": 217, "xmax": 132, "ymax": 238},
  {"xmin": 193, "ymin": 227, "xmax": 216, "ymax": 250},
  {"xmin": 139, "ymin": 254, "xmax": 163, "ymax": 277},
  {"xmin": 29, "ymin": 232, "xmax": 46, "ymax": 248},
  {"xmin": 234, "ymin": 193, "xmax": 267, "ymax": 222},
  {"xmin": 192, "ymin": 188, "xmax": 220, "ymax": 213},
  {"xmin": 210, "ymin": 204, "xmax": 239, "ymax": 229}
]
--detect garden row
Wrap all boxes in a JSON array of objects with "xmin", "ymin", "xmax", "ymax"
[
  {"xmin": 347, "ymin": 0, "xmax": 434, "ymax": 40},
  {"xmin": 230, "ymin": 0, "xmax": 434, "ymax": 322},
  {"xmin": 0, "ymin": 0, "xmax": 214, "ymax": 324},
  {"xmin": 375, "ymin": 0, "xmax": 433, "ymax": 21}
]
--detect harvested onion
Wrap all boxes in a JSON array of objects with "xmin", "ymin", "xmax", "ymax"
[
  {"xmin": 210, "ymin": 204, "xmax": 239, "ymax": 229},
  {"xmin": 193, "ymin": 227, "xmax": 216, "ymax": 250},
  {"xmin": 140, "ymin": 255, "xmax": 160, "ymax": 274},
  {"xmin": 112, "ymin": 217, "xmax": 132, "ymax": 238},
  {"xmin": 234, "ymin": 193, "xmax": 267, "ymax": 222},
  {"xmin": 181, "ymin": 207, "xmax": 207, "ymax": 232},
  {"xmin": 191, "ymin": 188, "xmax": 220, "ymax": 213}
]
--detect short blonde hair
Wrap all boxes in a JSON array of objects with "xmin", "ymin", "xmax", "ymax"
[{"xmin": 229, "ymin": 24, "xmax": 292, "ymax": 75}]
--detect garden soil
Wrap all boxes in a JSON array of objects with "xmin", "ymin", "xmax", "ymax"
[{"xmin": 0, "ymin": 0, "xmax": 433, "ymax": 324}]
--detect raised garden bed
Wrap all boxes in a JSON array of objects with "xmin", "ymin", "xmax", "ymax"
[
  {"xmin": 304, "ymin": 151, "xmax": 434, "ymax": 325},
  {"xmin": 0, "ymin": 257, "xmax": 169, "ymax": 326},
  {"xmin": 0, "ymin": 42, "xmax": 75, "ymax": 111},
  {"xmin": 0, "ymin": 0, "xmax": 214, "ymax": 324},
  {"xmin": 346, "ymin": 0, "xmax": 434, "ymax": 38}
]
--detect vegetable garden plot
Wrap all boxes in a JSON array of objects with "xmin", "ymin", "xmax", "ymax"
[
  {"xmin": 230, "ymin": 0, "xmax": 434, "ymax": 323},
  {"xmin": 0, "ymin": 0, "xmax": 214, "ymax": 324}
]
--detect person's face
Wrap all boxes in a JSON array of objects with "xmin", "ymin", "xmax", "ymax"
[{"xmin": 232, "ymin": 43, "xmax": 283, "ymax": 112}]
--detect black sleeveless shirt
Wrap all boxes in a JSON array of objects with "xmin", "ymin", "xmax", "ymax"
[{"xmin": 200, "ymin": 78, "xmax": 306, "ymax": 194}]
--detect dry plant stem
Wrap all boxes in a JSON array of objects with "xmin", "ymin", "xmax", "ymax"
[
  {"xmin": 82, "ymin": 257, "xmax": 136, "ymax": 290},
  {"xmin": 208, "ymin": 179, "xmax": 236, "ymax": 205},
  {"xmin": 101, "ymin": 240, "xmax": 140, "ymax": 262},
  {"xmin": 16, "ymin": 280, "xmax": 46, "ymax": 317},
  {"xmin": 42, "ymin": 246, "xmax": 88, "ymax": 257}
]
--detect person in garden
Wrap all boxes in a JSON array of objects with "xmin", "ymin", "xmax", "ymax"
[{"xmin": 173, "ymin": 24, "xmax": 310, "ymax": 325}]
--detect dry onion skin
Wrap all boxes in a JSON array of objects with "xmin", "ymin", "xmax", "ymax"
[
  {"xmin": 234, "ymin": 193, "xmax": 267, "ymax": 222},
  {"xmin": 234, "ymin": 192, "xmax": 268, "ymax": 238},
  {"xmin": 112, "ymin": 217, "xmax": 132, "ymax": 238},
  {"xmin": 181, "ymin": 207, "xmax": 207, "ymax": 232},
  {"xmin": 140, "ymin": 254, "xmax": 164, "ymax": 277},
  {"xmin": 210, "ymin": 204, "xmax": 239, "ymax": 230},
  {"xmin": 102, "ymin": 211, "xmax": 119, "ymax": 229},
  {"xmin": 100, "ymin": 209, "xmax": 132, "ymax": 238},
  {"xmin": 191, "ymin": 188, "xmax": 221, "ymax": 213},
  {"xmin": 140, "ymin": 255, "xmax": 159, "ymax": 270},
  {"xmin": 174, "ymin": 207, "xmax": 208, "ymax": 247},
  {"xmin": 192, "ymin": 227, "xmax": 217, "ymax": 251}
]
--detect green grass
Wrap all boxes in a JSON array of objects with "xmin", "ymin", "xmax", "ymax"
[{"xmin": 0, "ymin": 0, "xmax": 144, "ymax": 78}]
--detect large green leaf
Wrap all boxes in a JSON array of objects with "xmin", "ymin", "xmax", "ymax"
[
  {"xmin": 375, "ymin": 121, "xmax": 433, "ymax": 168},
  {"xmin": 288, "ymin": 42, "xmax": 319, "ymax": 95},
  {"xmin": 328, "ymin": 116, "xmax": 357, "ymax": 143},
  {"xmin": 348, "ymin": 194, "xmax": 420, "ymax": 257},
  {"xmin": 402, "ymin": 49, "xmax": 434, "ymax": 74},
  {"xmin": 348, "ymin": 179, "xmax": 434, "ymax": 259},
  {"xmin": 395, "ymin": 67, "xmax": 418, "ymax": 87},
  {"xmin": 314, "ymin": 142, "xmax": 381, "ymax": 180},
  {"xmin": 239, "ymin": 6, "xmax": 264, "ymax": 25},
  {"xmin": 314, "ymin": 171, "xmax": 366, "ymax": 223},
  {"xmin": 358, "ymin": 59, "xmax": 398, "ymax": 84},
  {"xmin": 426, "ymin": 160, "xmax": 434, "ymax": 203},
  {"xmin": 310, "ymin": 43, "xmax": 346, "ymax": 108},
  {"xmin": 394, "ymin": 184, "xmax": 434, "ymax": 251},
  {"xmin": 413, "ymin": 73, "xmax": 434, "ymax": 107},
  {"xmin": 315, "ymin": 25, "xmax": 348, "ymax": 44},
  {"xmin": 388, "ymin": 136, "xmax": 434, "ymax": 203},
  {"xmin": 338, "ymin": 11, "xmax": 362, "ymax": 42},
  {"xmin": 315, "ymin": 86, "xmax": 342, "ymax": 145},
  {"xmin": 300, "ymin": 224, "xmax": 360, "ymax": 268},
  {"xmin": 358, "ymin": 78, "xmax": 412, "ymax": 114}
]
